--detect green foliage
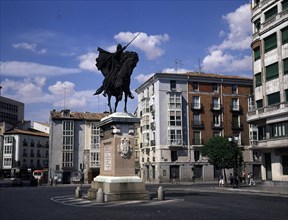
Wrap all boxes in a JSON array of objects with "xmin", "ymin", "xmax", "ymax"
[{"xmin": 202, "ymin": 136, "xmax": 243, "ymax": 170}]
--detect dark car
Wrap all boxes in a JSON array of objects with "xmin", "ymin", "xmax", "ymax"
[{"xmin": 11, "ymin": 178, "xmax": 23, "ymax": 187}]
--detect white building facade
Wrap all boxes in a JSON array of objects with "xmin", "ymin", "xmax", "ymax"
[
  {"xmin": 49, "ymin": 110, "xmax": 108, "ymax": 184},
  {"xmin": 248, "ymin": 0, "xmax": 288, "ymax": 184}
]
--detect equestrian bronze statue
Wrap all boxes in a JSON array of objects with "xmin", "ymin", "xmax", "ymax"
[{"xmin": 94, "ymin": 34, "xmax": 140, "ymax": 113}]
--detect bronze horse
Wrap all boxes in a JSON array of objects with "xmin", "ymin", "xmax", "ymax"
[
  {"xmin": 106, "ymin": 51, "xmax": 138, "ymax": 113},
  {"xmin": 95, "ymin": 50, "xmax": 139, "ymax": 113}
]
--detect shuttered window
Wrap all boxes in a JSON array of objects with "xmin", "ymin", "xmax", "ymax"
[
  {"xmin": 265, "ymin": 6, "xmax": 277, "ymax": 21},
  {"xmin": 264, "ymin": 33, "xmax": 277, "ymax": 52},
  {"xmin": 267, "ymin": 92, "xmax": 280, "ymax": 106},
  {"xmin": 255, "ymin": 72, "xmax": 262, "ymax": 87},
  {"xmin": 284, "ymin": 58, "xmax": 288, "ymax": 75},
  {"xmin": 285, "ymin": 89, "xmax": 288, "ymax": 102},
  {"xmin": 256, "ymin": 100, "xmax": 263, "ymax": 109},
  {"xmin": 254, "ymin": 47, "xmax": 260, "ymax": 61},
  {"xmin": 282, "ymin": 26, "xmax": 288, "ymax": 45},
  {"xmin": 266, "ymin": 62, "xmax": 278, "ymax": 81},
  {"xmin": 282, "ymin": 0, "xmax": 288, "ymax": 11}
]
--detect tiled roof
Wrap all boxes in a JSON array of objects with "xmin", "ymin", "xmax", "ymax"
[
  {"xmin": 4, "ymin": 128, "xmax": 49, "ymax": 137},
  {"xmin": 50, "ymin": 110, "xmax": 110, "ymax": 121},
  {"xmin": 185, "ymin": 72, "xmax": 252, "ymax": 80}
]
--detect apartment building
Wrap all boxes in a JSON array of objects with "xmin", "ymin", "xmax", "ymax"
[
  {"xmin": 49, "ymin": 109, "xmax": 108, "ymax": 184},
  {"xmin": 1, "ymin": 121, "xmax": 49, "ymax": 178},
  {"xmin": 248, "ymin": 0, "xmax": 288, "ymax": 183},
  {"xmin": 0, "ymin": 96, "xmax": 24, "ymax": 127},
  {"xmin": 136, "ymin": 72, "xmax": 253, "ymax": 183}
]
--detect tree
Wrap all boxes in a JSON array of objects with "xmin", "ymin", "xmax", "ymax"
[{"xmin": 201, "ymin": 136, "xmax": 243, "ymax": 184}]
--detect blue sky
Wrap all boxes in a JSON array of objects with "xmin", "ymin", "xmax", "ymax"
[{"xmin": 0, "ymin": 0, "xmax": 252, "ymax": 123}]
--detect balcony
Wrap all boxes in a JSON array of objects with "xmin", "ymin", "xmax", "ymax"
[
  {"xmin": 247, "ymin": 102, "xmax": 288, "ymax": 122},
  {"xmin": 230, "ymin": 105, "xmax": 243, "ymax": 114},
  {"xmin": 231, "ymin": 122, "xmax": 243, "ymax": 131},
  {"xmin": 210, "ymin": 104, "xmax": 223, "ymax": 112},
  {"xmin": 191, "ymin": 121, "xmax": 204, "ymax": 129},
  {"xmin": 211, "ymin": 122, "xmax": 224, "ymax": 130},
  {"xmin": 191, "ymin": 103, "xmax": 204, "ymax": 112}
]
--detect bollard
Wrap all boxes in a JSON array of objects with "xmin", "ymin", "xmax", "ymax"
[
  {"xmin": 96, "ymin": 188, "xmax": 104, "ymax": 203},
  {"xmin": 157, "ymin": 186, "xmax": 165, "ymax": 200},
  {"xmin": 75, "ymin": 186, "xmax": 82, "ymax": 198}
]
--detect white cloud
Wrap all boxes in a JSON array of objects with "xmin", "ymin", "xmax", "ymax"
[
  {"xmin": 134, "ymin": 73, "xmax": 154, "ymax": 84},
  {"xmin": 48, "ymin": 81, "xmax": 76, "ymax": 96},
  {"xmin": 0, "ymin": 61, "xmax": 81, "ymax": 77},
  {"xmin": 161, "ymin": 68, "xmax": 190, "ymax": 74},
  {"xmin": 203, "ymin": 50, "xmax": 251, "ymax": 73},
  {"xmin": 78, "ymin": 52, "xmax": 99, "ymax": 72},
  {"xmin": 114, "ymin": 32, "xmax": 169, "ymax": 60},
  {"xmin": 202, "ymin": 3, "xmax": 252, "ymax": 74},
  {"xmin": 12, "ymin": 42, "xmax": 47, "ymax": 54}
]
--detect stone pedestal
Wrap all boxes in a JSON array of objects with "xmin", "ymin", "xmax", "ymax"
[{"xmin": 88, "ymin": 112, "xmax": 149, "ymax": 202}]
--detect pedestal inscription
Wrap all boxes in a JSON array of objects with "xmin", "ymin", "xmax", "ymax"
[{"xmin": 104, "ymin": 143, "xmax": 112, "ymax": 171}]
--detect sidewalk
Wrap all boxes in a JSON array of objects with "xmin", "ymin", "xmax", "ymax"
[{"xmin": 215, "ymin": 183, "xmax": 288, "ymax": 196}]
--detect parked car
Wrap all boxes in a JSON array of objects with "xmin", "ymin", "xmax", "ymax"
[{"xmin": 11, "ymin": 178, "xmax": 23, "ymax": 187}]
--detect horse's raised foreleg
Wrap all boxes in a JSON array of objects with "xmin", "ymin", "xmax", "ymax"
[
  {"xmin": 108, "ymin": 95, "xmax": 112, "ymax": 113},
  {"xmin": 124, "ymin": 92, "xmax": 128, "ymax": 113}
]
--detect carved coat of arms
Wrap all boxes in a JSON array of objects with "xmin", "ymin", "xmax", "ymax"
[{"xmin": 117, "ymin": 137, "xmax": 133, "ymax": 159}]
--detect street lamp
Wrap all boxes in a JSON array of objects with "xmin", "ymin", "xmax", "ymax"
[{"xmin": 229, "ymin": 136, "xmax": 239, "ymax": 188}]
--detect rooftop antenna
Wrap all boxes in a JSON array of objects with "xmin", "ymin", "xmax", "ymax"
[
  {"xmin": 175, "ymin": 59, "xmax": 183, "ymax": 73},
  {"xmin": 63, "ymin": 83, "xmax": 66, "ymax": 110}
]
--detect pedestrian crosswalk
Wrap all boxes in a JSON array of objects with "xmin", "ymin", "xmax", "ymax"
[{"xmin": 51, "ymin": 195, "xmax": 183, "ymax": 207}]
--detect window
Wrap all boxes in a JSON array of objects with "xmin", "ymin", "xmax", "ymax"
[
  {"xmin": 285, "ymin": 89, "xmax": 288, "ymax": 102},
  {"xmin": 213, "ymin": 132, "xmax": 221, "ymax": 137},
  {"xmin": 62, "ymin": 121, "xmax": 74, "ymax": 167},
  {"xmin": 232, "ymin": 84, "xmax": 238, "ymax": 94},
  {"xmin": 254, "ymin": 19, "xmax": 261, "ymax": 33},
  {"xmin": 193, "ymin": 114, "xmax": 201, "ymax": 125},
  {"xmin": 91, "ymin": 152, "xmax": 100, "ymax": 167},
  {"xmin": 212, "ymin": 97, "xmax": 220, "ymax": 109},
  {"xmin": 212, "ymin": 83, "xmax": 219, "ymax": 92},
  {"xmin": 213, "ymin": 114, "xmax": 221, "ymax": 126},
  {"xmin": 264, "ymin": 6, "xmax": 277, "ymax": 21},
  {"xmin": 171, "ymin": 151, "xmax": 178, "ymax": 162},
  {"xmin": 4, "ymin": 145, "xmax": 12, "ymax": 154},
  {"xmin": 168, "ymin": 93, "xmax": 181, "ymax": 109},
  {"xmin": 3, "ymin": 158, "xmax": 12, "ymax": 167},
  {"xmin": 284, "ymin": 58, "xmax": 288, "ymax": 75},
  {"xmin": 267, "ymin": 92, "xmax": 280, "ymax": 106},
  {"xmin": 282, "ymin": 0, "xmax": 288, "ymax": 11},
  {"xmin": 169, "ymin": 110, "xmax": 182, "ymax": 126},
  {"xmin": 4, "ymin": 136, "xmax": 13, "ymax": 144},
  {"xmin": 91, "ymin": 123, "xmax": 100, "ymax": 150},
  {"xmin": 253, "ymin": 47, "xmax": 260, "ymax": 61},
  {"xmin": 192, "ymin": 82, "xmax": 199, "ymax": 91},
  {"xmin": 254, "ymin": 0, "xmax": 260, "ymax": 6},
  {"xmin": 256, "ymin": 99, "xmax": 263, "ymax": 109},
  {"xmin": 193, "ymin": 131, "xmax": 201, "ymax": 145},
  {"xmin": 192, "ymin": 96, "xmax": 200, "ymax": 109},
  {"xmin": 264, "ymin": 33, "xmax": 277, "ymax": 52},
  {"xmin": 266, "ymin": 62, "xmax": 279, "ymax": 81},
  {"xmin": 170, "ymin": 80, "xmax": 176, "ymax": 90},
  {"xmin": 282, "ymin": 155, "xmax": 288, "ymax": 175},
  {"xmin": 168, "ymin": 129, "xmax": 182, "ymax": 145},
  {"xmin": 258, "ymin": 126, "xmax": 266, "ymax": 140},
  {"xmin": 269, "ymin": 122, "xmax": 288, "ymax": 138},
  {"xmin": 255, "ymin": 72, "xmax": 262, "ymax": 87},
  {"xmin": 232, "ymin": 115, "xmax": 240, "ymax": 127},
  {"xmin": 194, "ymin": 151, "xmax": 200, "ymax": 162},
  {"xmin": 282, "ymin": 26, "xmax": 288, "ymax": 45},
  {"xmin": 232, "ymin": 98, "xmax": 239, "ymax": 110}
]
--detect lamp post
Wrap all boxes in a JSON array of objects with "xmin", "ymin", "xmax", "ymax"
[{"xmin": 229, "ymin": 136, "xmax": 239, "ymax": 188}]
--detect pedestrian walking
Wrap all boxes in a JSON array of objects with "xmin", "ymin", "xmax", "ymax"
[
  {"xmin": 248, "ymin": 172, "xmax": 256, "ymax": 186},
  {"xmin": 219, "ymin": 174, "xmax": 224, "ymax": 187},
  {"xmin": 229, "ymin": 173, "xmax": 234, "ymax": 186}
]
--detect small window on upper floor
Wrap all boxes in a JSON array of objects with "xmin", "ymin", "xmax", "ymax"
[
  {"xmin": 170, "ymin": 80, "xmax": 176, "ymax": 90},
  {"xmin": 264, "ymin": 6, "xmax": 278, "ymax": 21},
  {"xmin": 264, "ymin": 33, "xmax": 277, "ymax": 53},
  {"xmin": 232, "ymin": 84, "xmax": 238, "ymax": 94},
  {"xmin": 255, "ymin": 72, "xmax": 262, "ymax": 87},
  {"xmin": 192, "ymin": 82, "xmax": 199, "ymax": 91},
  {"xmin": 212, "ymin": 83, "xmax": 219, "ymax": 92},
  {"xmin": 282, "ymin": 0, "xmax": 288, "ymax": 11},
  {"xmin": 283, "ymin": 58, "xmax": 288, "ymax": 75},
  {"xmin": 282, "ymin": 26, "xmax": 288, "ymax": 45},
  {"xmin": 254, "ymin": 19, "xmax": 261, "ymax": 33},
  {"xmin": 253, "ymin": 47, "xmax": 260, "ymax": 61}
]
